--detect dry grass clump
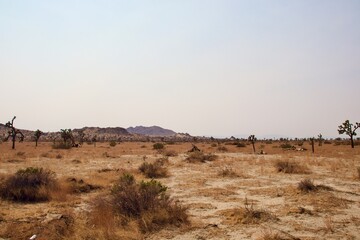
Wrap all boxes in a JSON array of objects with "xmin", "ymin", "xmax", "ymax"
[
  {"xmin": 109, "ymin": 173, "xmax": 188, "ymax": 232},
  {"xmin": 217, "ymin": 146, "xmax": 228, "ymax": 152},
  {"xmin": 275, "ymin": 160, "xmax": 310, "ymax": 174},
  {"xmin": 298, "ymin": 179, "xmax": 333, "ymax": 193},
  {"xmin": 186, "ymin": 151, "xmax": 218, "ymax": 163},
  {"xmin": 218, "ymin": 167, "xmax": 239, "ymax": 178},
  {"xmin": 257, "ymin": 230, "xmax": 287, "ymax": 240},
  {"xmin": 225, "ymin": 199, "xmax": 277, "ymax": 225},
  {"xmin": 163, "ymin": 149, "xmax": 178, "ymax": 157},
  {"xmin": 139, "ymin": 159, "xmax": 168, "ymax": 178},
  {"xmin": 66, "ymin": 177, "xmax": 101, "ymax": 193},
  {"xmin": 0, "ymin": 167, "xmax": 58, "ymax": 202}
]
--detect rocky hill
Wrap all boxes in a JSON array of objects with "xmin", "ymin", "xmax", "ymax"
[{"xmin": 127, "ymin": 126, "xmax": 176, "ymax": 137}]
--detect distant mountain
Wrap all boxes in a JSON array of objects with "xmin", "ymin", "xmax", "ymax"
[
  {"xmin": 75, "ymin": 126, "xmax": 130, "ymax": 135},
  {"xmin": 127, "ymin": 126, "xmax": 176, "ymax": 137}
]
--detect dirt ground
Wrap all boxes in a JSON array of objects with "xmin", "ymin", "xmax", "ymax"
[{"xmin": 1, "ymin": 141, "xmax": 360, "ymax": 240}]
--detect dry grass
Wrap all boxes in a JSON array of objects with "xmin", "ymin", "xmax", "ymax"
[
  {"xmin": 186, "ymin": 151, "xmax": 217, "ymax": 163},
  {"xmin": 275, "ymin": 160, "xmax": 310, "ymax": 174},
  {"xmin": 218, "ymin": 166, "xmax": 239, "ymax": 178}
]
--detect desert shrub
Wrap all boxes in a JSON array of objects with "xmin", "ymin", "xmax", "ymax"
[
  {"xmin": 163, "ymin": 150, "xmax": 177, "ymax": 157},
  {"xmin": 153, "ymin": 143, "xmax": 165, "ymax": 150},
  {"xmin": 109, "ymin": 141, "xmax": 117, "ymax": 147},
  {"xmin": 0, "ymin": 167, "xmax": 58, "ymax": 202},
  {"xmin": 324, "ymin": 140, "xmax": 332, "ymax": 144},
  {"xmin": 275, "ymin": 160, "xmax": 309, "ymax": 174},
  {"xmin": 186, "ymin": 151, "xmax": 217, "ymax": 163},
  {"xmin": 279, "ymin": 143, "xmax": 295, "ymax": 150},
  {"xmin": 16, "ymin": 151, "xmax": 26, "ymax": 157},
  {"xmin": 211, "ymin": 143, "xmax": 217, "ymax": 147},
  {"xmin": 111, "ymin": 174, "xmax": 188, "ymax": 232},
  {"xmin": 236, "ymin": 142, "xmax": 247, "ymax": 148},
  {"xmin": 217, "ymin": 146, "xmax": 228, "ymax": 152},
  {"xmin": 227, "ymin": 198, "xmax": 277, "ymax": 224},
  {"xmin": 218, "ymin": 167, "xmax": 238, "ymax": 178},
  {"xmin": 56, "ymin": 154, "xmax": 63, "ymax": 159},
  {"xmin": 139, "ymin": 160, "xmax": 168, "ymax": 178},
  {"xmin": 298, "ymin": 179, "xmax": 317, "ymax": 192},
  {"xmin": 52, "ymin": 142, "xmax": 72, "ymax": 149},
  {"xmin": 297, "ymin": 179, "xmax": 332, "ymax": 193}
]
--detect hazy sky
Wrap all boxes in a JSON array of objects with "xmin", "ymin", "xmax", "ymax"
[{"xmin": 0, "ymin": 1, "xmax": 359, "ymax": 138}]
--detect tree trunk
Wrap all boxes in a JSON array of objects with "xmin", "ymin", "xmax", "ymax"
[
  {"xmin": 351, "ymin": 135, "xmax": 354, "ymax": 148},
  {"xmin": 252, "ymin": 142, "xmax": 256, "ymax": 153},
  {"xmin": 36, "ymin": 140, "xmax": 38, "ymax": 147},
  {"xmin": 12, "ymin": 134, "xmax": 15, "ymax": 149}
]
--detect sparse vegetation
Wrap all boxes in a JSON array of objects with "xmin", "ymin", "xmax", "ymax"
[
  {"xmin": 275, "ymin": 160, "xmax": 309, "ymax": 174},
  {"xmin": 139, "ymin": 159, "xmax": 168, "ymax": 178},
  {"xmin": 298, "ymin": 179, "xmax": 317, "ymax": 192},
  {"xmin": 0, "ymin": 167, "xmax": 58, "ymax": 202},
  {"xmin": 218, "ymin": 167, "xmax": 238, "ymax": 178},
  {"xmin": 186, "ymin": 151, "xmax": 217, "ymax": 163},
  {"xmin": 52, "ymin": 142, "xmax": 72, "ymax": 149},
  {"xmin": 280, "ymin": 143, "xmax": 295, "ymax": 150}
]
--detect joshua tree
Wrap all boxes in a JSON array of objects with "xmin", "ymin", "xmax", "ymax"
[
  {"xmin": 92, "ymin": 135, "xmax": 97, "ymax": 147},
  {"xmin": 34, "ymin": 129, "xmax": 43, "ymax": 147},
  {"xmin": 248, "ymin": 135, "xmax": 256, "ymax": 153},
  {"xmin": 318, "ymin": 133, "xmax": 323, "ymax": 147},
  {"xmin": 77, "ymin": 129, "xmax": 85, "ymax": 144},
  {"xmin": 60, "ymin": 129, "xmax": 74, "ymax": 145},
  {"xmin": 338, "ymin": 120, "xmax": 360, "ymax": 148},
  {"xmin": 4, "ymin": 116, "xmax": 24, "ymax": 149}
]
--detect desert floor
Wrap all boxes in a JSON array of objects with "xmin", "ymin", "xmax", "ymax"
[{"xmin": 1, "ymin": 141, "xmax": 360, "ymax": 240}]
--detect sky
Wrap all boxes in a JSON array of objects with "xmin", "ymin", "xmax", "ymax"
[{"xmin": 0, "ymin": 0, "xmax": 359, "ymax": 138}]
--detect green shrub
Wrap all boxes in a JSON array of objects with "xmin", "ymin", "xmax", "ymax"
[
  {"xmin": 153, "ymin": 143, "xmax": 165, "ymax": 150},
  {"xmin": 0, "ymin": 167, "xmax": 58, "ymax": 202}
]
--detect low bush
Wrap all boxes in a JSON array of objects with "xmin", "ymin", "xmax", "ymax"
[
  {"xmin": 0, "ymin": 167, "xmax": 58, "ymax": 202},
  {"xmin": 111, "ymin": 174, "xmax": 188, "ymax": 232},
  {"xmin": 186, "ymin": 151, "xmax": 217, "ymax": 163},
  {"xmin": 163, "ymin": 150, "xmax": 177, "ymax": 157},
  {"xmin": 139, "ymin": 160, "xmax": 168, "ymax": 178},
  {"xmin": 279, "ymin": 143, "xmax": 295, "ymax": 150},
  {"xmin": 217, "ymin": 146, "xmax": 228, "ymax": 152},
  {"xmin": 218, "ymin": 167, "xmax": 238, "ymax": 178},
  {"xmin": 153, "ymin": 143, "xmax": 165, "ymax": 150},
  {"xmin": 298, "ymin": 179, "xmax": 317, "ymax": 192},
  {"xmin": 109, "ymin": 141, "xmax": 117, "ymax": 147},
  {"xmin": 275, "ymin": 160, "xmax": 309, "ymax": 174},
  {"xmin": 236, "ymin": 142, "xmax": 247, "ymax": 148}
]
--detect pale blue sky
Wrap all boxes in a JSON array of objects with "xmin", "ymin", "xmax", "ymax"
[{"xmin": 0, "ymin": 1, "xmax": 359, "ymax": 138}]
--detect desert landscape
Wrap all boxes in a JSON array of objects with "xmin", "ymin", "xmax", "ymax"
[{"xmin": 1, "ymin": 137, "xmax": 360, "ymax": 240}]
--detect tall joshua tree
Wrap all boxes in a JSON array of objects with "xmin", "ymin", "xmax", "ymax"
[
  {"xmin": 4, "ymin": 116, "xmax": 24, "ymax": 149},
  {"xmin": 338, "ymin": 120, "xmax": 360, "ymax": 148},
  {"xmin": 34, "ymin": 129, "xmax": 43, "ymax": 147},
  {"xmin": 248, "ymin": 135, "xmax": 256, "ymax": 153},
  {"xmin": 318, "ymin": 133, "xmax": 323, "ymax": 147}
]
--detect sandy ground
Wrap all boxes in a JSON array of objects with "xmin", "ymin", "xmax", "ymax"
[{"xmin": 0, "ymin": 141, "xmax": 360, "ymax": 240}]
